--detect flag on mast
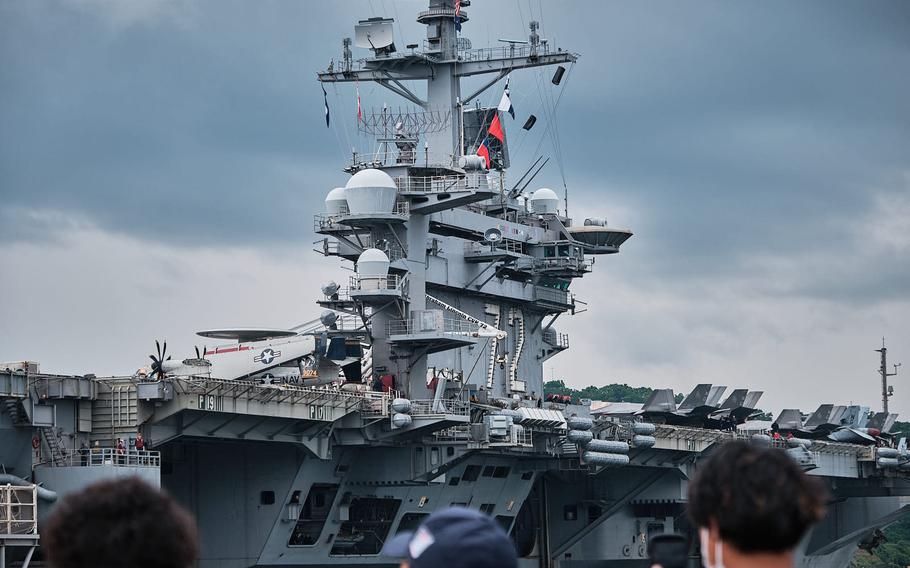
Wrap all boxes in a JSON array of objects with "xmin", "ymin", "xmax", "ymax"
[
  {"xmin": 322, "ymin": 84, "xmax": 330, "ymax": 128},
  {"xmin": 488, "ymin": 114, "xmax": 505, "ymax": 142},
  {"xmin": 356, "ymin": 82, "xmax": 363, "ymax": 123},
  {"xmin": 476, "ymin": 137, "xmax": 491, "ymax": 169},
  {"xmin": 498, "ymin": 78, "xmax": 515, "ymax": 119},
  {"xmin": 454, "ymin": 0, "xmax": 462, "ymax": 32}
]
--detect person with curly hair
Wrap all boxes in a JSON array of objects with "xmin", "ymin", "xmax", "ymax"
[
  {"xmin": 686, "ymin": 440, "xmax": 828, "ymax": 568},
  {"xmin": 44, "ymin": 477, "xmax": 197, "ymax": 568}
]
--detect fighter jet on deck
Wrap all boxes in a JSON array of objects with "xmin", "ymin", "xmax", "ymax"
[
  {"xmin": 636, "ymin": 384, "xmax": 763, "ymax": 427},
  {"xmin": 773, "ymin": 404, "xmax": 893, "ymax": 445}
]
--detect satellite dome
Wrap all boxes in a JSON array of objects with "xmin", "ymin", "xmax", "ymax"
[
  {"xmin": 344, "ymin": 169, "xmax": 398, "ymax": 214},
  {"xmin": 356, "ymin": 248, "xmax": 390, "ymax": 279},
  {"xmin": 345, "ymin": 168, "xmax": 396, "ymax": 189},
  {"xmin": 529, "ymin": 188, "xmax": 559, "ymax": 214},
  {"xmin": 324, "ymin": 187, "xmax": 347, "ymax": 215}
]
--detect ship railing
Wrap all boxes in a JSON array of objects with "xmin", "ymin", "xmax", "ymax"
[
  {"xmin": 394, "ymin": 173, "xmax": 503, "ymax": 194},
  {"xmin": 162, "ymin": 376, "xmax": 373, "ymax": 410},
  {"xmin": 313, "ymin": 200, "xmax": 409, "ymax": 232},
  {"xmin": 349, "ymin": 274, "xmax": 409, "ymax": 294},
  {"xmin": 528, "ymin": 256, "xmax": 590, "ymax": 272},
  {"xmin": 359, "ymin": 391, "xmax": 393, "ymax": 417},
  {"xmin": 542, "ymin": 328, "xmax": 570, "ymax": 349},
  {"xmin": 317, "ymin": 232, "xmax": 407, "ymax": 261},
  {"xmin": 409, "ymin": 399, "xmax": 471, "ymax": 417},
  {"xmin": 733, "ymin": 432, "xmax": 876, "ymax": 456},
  {"xmin": 388, "ymin": 317, "xmax": 482, "ymax": 337},
  {"xmin": 433, "ymin": 425, "xmax": 474, "ymax": 442},
  {"xmin": 464, "ymin": 239, "xmax": 525, "ymax": 256},
  {"xmin": 36, "ymin": 448, "xmax": 161, "ymax": 468},
  {"xmin": 0, "ymin": 484, "xmax": 37, "ymax": 536},
  {"xmin": 458, "ymin": 43, "xmax": 553, "ymax": 63}
]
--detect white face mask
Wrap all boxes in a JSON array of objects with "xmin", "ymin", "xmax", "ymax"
[{"xmin": 699, "ymin": 527, "xmax": 725, "ymax": 568}]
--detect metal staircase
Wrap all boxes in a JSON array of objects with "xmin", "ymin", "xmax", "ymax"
[
  {"xmin": 40, "ymin": 426, "xmax": 68, "ymax": 466},
  {"xmin": 3, "ymin": 398, "xmax": 30, "ymax": 426},
  {"xmin": 509, "ymin": 308, "xmax": 526, "ymax": 392},
  {"xmin": 486, "ymin": 308, "xmax": 502, "ymax": 388}
]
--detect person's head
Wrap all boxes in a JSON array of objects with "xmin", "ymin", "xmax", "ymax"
[
  {"xmin": 688, "ymin": 441, "xmax": 827, "ymax": 567},
  {"xmin": 382, "ymin": 507, "xmax": 517, "ymax": 568},
  {"xmin": 44, "ymin": 477, "xmax": 198, "ymax": 568}
]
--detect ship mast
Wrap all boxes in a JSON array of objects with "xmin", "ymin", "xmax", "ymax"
[
  {"xmin": 316, "ymin": 0, "xmax": 577, "ymax": 166},
  {"xmin": 877, "ymin": 338, "xmax": 901, "ymax": 414}
]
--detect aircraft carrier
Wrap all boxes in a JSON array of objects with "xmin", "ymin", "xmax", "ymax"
[{"xmin": 1, "ymin": 2, "xmax": 908, "ymax": 567}]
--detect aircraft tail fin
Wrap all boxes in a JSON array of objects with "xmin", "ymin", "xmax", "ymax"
[
  {"xmin": 775, "ymin": 409, "xmax": 804, "ymax": 430},
  {"xmin": 706, "ymin": 386, "xmax": 727, "ymax": 407},
  {"xmin": 642, "ymin": 389, "xmax": 677, "ymax": 413},
  {"xmin": 803, "ymin": 404, "xmax": 835, "ymax": 430},
  {"xmin": 679, "ymin": 384, "xmax": 712, "ymax": 410},
  {"xmin": 743, "ymin": 391, "xmax": 763, "ymax": 410},
  {"xmin": 867, "ymin": 412, "xmax": 888, "ymax": 431},
  {"xmin": 719, "ymin": 389, "xmax": 748, "ymax": 410}
]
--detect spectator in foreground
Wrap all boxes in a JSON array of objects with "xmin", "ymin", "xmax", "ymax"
[
  {"xmin": 382, "ymin": 506, "xmax": 517, "ymax": 568},
  {"xmin": 44, "ymin": 477, "xmax": 198, "ymax": 568},
  {"xmin": 687, "ymin": 440, "xmax": 828, "ymax": 568}
]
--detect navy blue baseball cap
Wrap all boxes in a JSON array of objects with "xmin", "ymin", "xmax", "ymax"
[{"xmin": 381, "ymin": 507, "xmax": 518, "ymax": 568}]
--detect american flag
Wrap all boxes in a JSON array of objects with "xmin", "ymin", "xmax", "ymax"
[{"xmin": 454, "ymin": 0, "xmax": 461, "ymax": 32}]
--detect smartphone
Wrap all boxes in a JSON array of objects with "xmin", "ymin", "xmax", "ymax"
[{"xmin": 647, "ymin": 533, "xmax": 689, "ymax": 568}]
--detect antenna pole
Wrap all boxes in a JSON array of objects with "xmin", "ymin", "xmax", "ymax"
[{"xmin": 877, "ymin": 337, "xmax": 901, "ymax": 414}]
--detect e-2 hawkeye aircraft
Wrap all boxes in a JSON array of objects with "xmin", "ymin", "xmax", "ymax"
[{"xmin": 137, "ymin": 316, "xmax": 363, "ymax": 386}]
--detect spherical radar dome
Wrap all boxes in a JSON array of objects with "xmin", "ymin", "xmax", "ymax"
[
  {"xmin": 530, "ymin": 188, "xmax": 559, "ymax": 214},
  {"xmin": 357, "ymin": 248, "xmax": 390, "ymax": 278},
  {"xmin": 324, "ymin": 187, "xmax": 348, "ymax": 215},
  {"xmin": 345, "ymin": 168, "xmax": 396, "ymax": 189},
  {"xmin": 344, "ymin": 168, "xmax": 398, "ymax": 214}
]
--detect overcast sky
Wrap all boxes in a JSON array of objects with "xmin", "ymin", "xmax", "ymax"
[{"xmin": 1, "ymin": 0, "xmax": 908, "ymax": 416}]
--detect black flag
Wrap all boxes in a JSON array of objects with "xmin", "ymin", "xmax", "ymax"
[
  {"xmin": 522, "ymin": 115, "xmax": 537, "ymax": 131},
  {"xmin": 322, "ymin": 84, "xmax": 330, "ymax": 128}
]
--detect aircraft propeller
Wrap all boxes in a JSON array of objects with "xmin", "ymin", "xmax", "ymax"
[
  {"xmin": 149, "ymin": 340, "xmax": 171, "ymax": 379},
  {"xmin": 194, "ymin": 345, "xmax": 208, "ymax": 359}
]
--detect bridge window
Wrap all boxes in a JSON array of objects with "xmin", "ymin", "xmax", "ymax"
[
  {"xmin": 288, "ymin": 484, "xmax": 339, "ymax": 547},
  {"xmin": 260, "ymin": 491, "xmax": 275, "ymax": 505}
]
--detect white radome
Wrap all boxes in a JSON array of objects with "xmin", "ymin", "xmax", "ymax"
[
  {"xmin": 530, "ymin": 188, "xmax": 559, "ymax": 214},
  {"xmin": 356, "ymin": 248, "xmax": 391, "ymax": 280},
  {"xmin": 324, "ymin": 187, "xmax": 347, "ymax": 214},
  {"xmin": 345, "ymin": 168, "xmax": 396, "ymax": 189}
]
